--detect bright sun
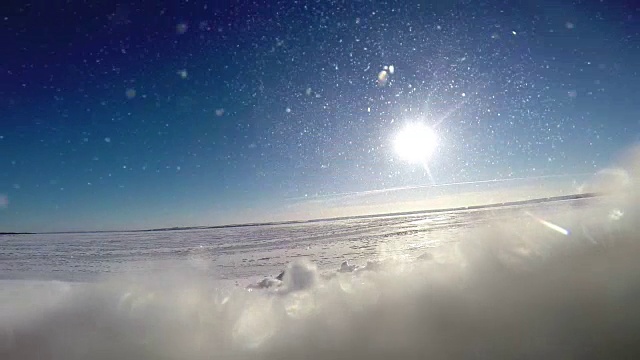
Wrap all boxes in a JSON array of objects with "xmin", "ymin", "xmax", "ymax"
[{"xmin": 393, "ymin": 123, "xmax": 438, "ymax": 164}]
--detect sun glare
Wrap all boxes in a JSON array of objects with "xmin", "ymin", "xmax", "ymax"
[{"xmin": 393, "ymin": 123, "xmax": 438, "ymax": 164}]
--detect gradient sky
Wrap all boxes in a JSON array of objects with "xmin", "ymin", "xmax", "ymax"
[{"xmin": 1, "ymin": 0, "xmax": 639, "ymax": 232}]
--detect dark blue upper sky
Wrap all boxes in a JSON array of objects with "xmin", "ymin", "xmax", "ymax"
[{"xmin": 1, "ymin": 0, "xmax": 638, "ymax": 232}]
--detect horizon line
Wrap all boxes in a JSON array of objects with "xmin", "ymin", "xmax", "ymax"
[{"xmin": 0, "ymin": 192, "xmax": 600, "ymax": 236}]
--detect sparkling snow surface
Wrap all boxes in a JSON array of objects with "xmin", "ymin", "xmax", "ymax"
[{"xmin": 1, "ymin": 201, "xmax": 589, "ymax": 283}]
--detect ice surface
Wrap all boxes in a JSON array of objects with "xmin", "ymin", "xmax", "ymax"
[
  {"xmin": 2, "ymin": 148, "xmax": 640, "ymax": 359},
  {"xmin": 0, "ymin": 208, "xmax": 504, "ymax": 282}
]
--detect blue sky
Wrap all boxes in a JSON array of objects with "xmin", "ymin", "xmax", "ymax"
[{"xmin": 1, "ymin": 0, "xmax": 638, "ymax": 232}]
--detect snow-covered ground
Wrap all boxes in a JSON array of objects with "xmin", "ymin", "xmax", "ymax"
[
  {"xmin": 3, "ymin": 189, "xmax": 640, "ymax": 359},
  {"xmin": 0, "ymin": 198, "xmax": 592, "ymax": 283}
]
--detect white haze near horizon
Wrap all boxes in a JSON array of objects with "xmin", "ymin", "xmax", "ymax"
[
  {"xmin": 1, "ymin": 146, "xmax": 640, "ymax": 359},
  {"xmin": 192, "ymin": 173, "xmax": 592, "ymax": 232}
]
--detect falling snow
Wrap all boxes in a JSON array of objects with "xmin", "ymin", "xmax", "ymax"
[{"xmin": 0, "ymin": 0, "xmax": 637, "ymax": 231}]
